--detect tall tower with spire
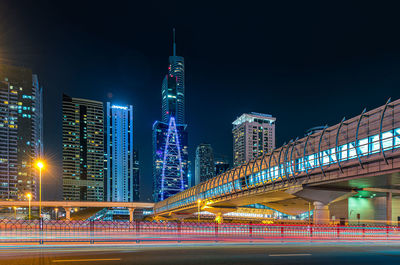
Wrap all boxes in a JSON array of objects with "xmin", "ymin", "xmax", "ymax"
[
  {"xmin": 162, "ymin": 28, "xmax": 185, "ymax": 124},
  {"xmin": 153, "ymin": 29, "xmax": 188, "ymax": 202}
]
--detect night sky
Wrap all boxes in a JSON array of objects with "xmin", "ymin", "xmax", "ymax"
[{"xmin": 1, "ymin": 1, "xmax": 400, "ymax": 201}]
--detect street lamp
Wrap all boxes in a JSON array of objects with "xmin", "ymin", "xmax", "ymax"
[
  {"xmin": 36, "ymin": 160, "xmax": 44, "ymax": 218},
  {"xmin": 26, "ymin": 193, "xmax": 32, "ymax": 220},
  {"xmin": 13, "ymin": 206, "xmax": 17, "ymax": 220},
  {"xmin": 197, "ymin": 199, "xmax": 201, "ymax": 223}
]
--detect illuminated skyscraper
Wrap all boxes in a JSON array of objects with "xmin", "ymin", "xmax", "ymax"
[
  {"xmin": 195, "ymin": 143, "xmax": 215, "ymax": 185},
  {"xmin": 62, "ymin": 94, "xmax": 104, "ymax": 201},
  {"xmin": 153, "ymin": 29, "xmax": 188, "ymax": 202},
  {"xmin": 105, "ymin": 103, "xmax": 139, "ymax": 202},
  {"xmin": 0, "ymin": 64, "xmax": 43, "ymax": 200},
  {"xmin": 233, "ymin": 112, "xmax": 276, "ymax": 166},
  {"xmin": 152, "ymin": 119, "xmax": 188, "ymax": 202},
  {"xmin": 162, "ymin": 28, "xmax": 185, "ymax": 124}
]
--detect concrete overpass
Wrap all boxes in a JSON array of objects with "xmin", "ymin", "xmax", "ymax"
[
  {"xmin": 154, "ymin": 98, "xmax": 400, "ymax": 224},
  {"xmin": 0, "ymin": 201, "xmax": 154, "ymax": 221}
]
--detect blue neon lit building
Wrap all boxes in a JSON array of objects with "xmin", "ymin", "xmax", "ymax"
[
  {"xmin": 105, "ymin": 103, "xmax": 139, "ymax": 202},
  {"xmin": 153, "ymin": 28, "xmax": 189, "ymax": 202},
  {"xmin": 162, "ymin": 28, "xmax": 185, "ymax": 125},
  {"xmin": 152, "ymin": 119, "xmax": 188, "ymax": 201}
]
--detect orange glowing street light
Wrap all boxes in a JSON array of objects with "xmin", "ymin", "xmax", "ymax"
[
  {"xmin": 36, "ymin": 160, "xmax": 45, "ymax": 218},
  {"xmin": 197, "ymin": 199, "xmax": 201, "ymax": 222},
  {"xmin": 36, "ymin": 161, "xmax": 44, "ymax": 169},
  {"xmin": 26, "ymin": 193, "xmax": 32, "ymax": 220}
]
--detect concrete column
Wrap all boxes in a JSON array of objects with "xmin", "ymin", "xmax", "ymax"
[
  {"xmin": 387, "ymin": 192, "xmax": 392, "ymax": 226},
  {"xmin": 129, "ymin": 208, "xmax": 135, "ymax": 222},
  {"xmin": 313, "ymin": 202, "xmax": 330, "ymax": 224},
  {"xmin": 64, "ymin": 207, "xmax": 71, "ymax": 221}
]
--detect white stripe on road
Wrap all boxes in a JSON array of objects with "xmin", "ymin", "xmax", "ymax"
[
  {"xmin": 52, "ymin": 258, "xmax": 121, "ymax": 262},
  {"xmin": 269, "ymin": 254, "xmax": 312, "ymax": 257}
]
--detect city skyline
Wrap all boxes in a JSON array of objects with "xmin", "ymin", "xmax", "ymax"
[
  {"xmin": 2, "ymin": 3, "xmax": 400, "ymax": 264},
  {"xmin": 1, "ymin": 2, "xmax": 400, "ymax": 201}
]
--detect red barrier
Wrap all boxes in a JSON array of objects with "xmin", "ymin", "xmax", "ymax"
[{"xmin": 0, "ymin": 219, "xmax": 398, "ymax": 243}]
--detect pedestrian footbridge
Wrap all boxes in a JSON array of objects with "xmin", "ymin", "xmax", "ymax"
[{"xmin": 154, "ymin": 99, "xmax": 400, "ymax": 224}]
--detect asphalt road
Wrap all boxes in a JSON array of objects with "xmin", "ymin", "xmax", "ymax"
[{"xmin": 1, "ymin": 242, "xmax": 400, "ymax": 265}]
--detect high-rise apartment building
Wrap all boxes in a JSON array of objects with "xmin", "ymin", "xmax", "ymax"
[
  {"xmin": 62, "ymin": 94, "xmax": 104, "ymax": 201},
  {"xmin": 233, "ymin": 112, "xmax": 276, "ymax": 166},
  {"xmin": 195, "ymin": 143, "xmax": 215, "ymax": 185},
  {"xmin": 105, "ymin": 103, "xmax": 139, "ymax": 202},
  {"xmin": 153, "ymin": 29, "xmax": 188, "ymax": 202},
  {"xmin": 0, "ymin": 64, "xmax": 43, "ymax": 200}
]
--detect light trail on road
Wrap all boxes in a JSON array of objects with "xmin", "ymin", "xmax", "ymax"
[{"xmin": 52, "ymin": 258, "xmax": 121, "ymax": 262}]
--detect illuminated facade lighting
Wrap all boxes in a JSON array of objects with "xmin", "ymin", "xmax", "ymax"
[
  {"xmin": 153, "ymin": 28, "xmax": 189, "ymax": 202},
  {"xmin": 111, "ymin": 105, "xmax": 128, "ymax": 110},
  {"xmin": 105, "ymin": 103, "xmax": 139, "ymax": 202},
  {"xmin": 152, "ymin": 119, "xmax": 188, "ymax": 201},
  {"xmin": 160, "ymin": 117, "xmax": 185, "ymax": 200},
  {"xmin": 161, "ymin": 28, "xmax": 185, "ymax": 125}
]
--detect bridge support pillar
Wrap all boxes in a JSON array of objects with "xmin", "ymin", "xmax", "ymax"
[
  {"xmin": 387, "ymin": 192, "xmax": 392, "ymax": 226},
  {"xmin": 215, "ymin": 212, "xmax": 223, "ymax": 224},
  {"xmin": 64, "ymin": 207, "xmax": 71, "ymax": 221},
  {"xmin": 129, "ymin": 208, "xmax": 135, "ymax": 222},
  {"xmin": 313, "ymin": 202, "xmax": 330, "ymax": 225}
]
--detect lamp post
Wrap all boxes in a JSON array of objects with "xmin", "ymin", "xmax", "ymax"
[
  {"xmin": 197, "ymin": 199, "xmax": 201, "ymax": 223},
  {"xmin": 54, "ymin": 208, "xmax": 58, "ymax": 221},
  {"xmin": 26, "ymin": 193, "xmax": 32, "ymax": 220},
  {"xmin": 36, "ymin": 161, "xmax": 44, "ymax": 218}
]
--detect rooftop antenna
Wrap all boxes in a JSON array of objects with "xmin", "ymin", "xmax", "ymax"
[{"xmin": 173, "ymin": 28, "xmax": 176, "ymax": 56}]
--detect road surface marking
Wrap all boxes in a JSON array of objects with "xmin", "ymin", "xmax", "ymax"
[
  {"xmin": 269, "ymin": 254, "xmax": 312, "ymax": 257},
  {"xmin": 52, "ymin": 258, "xmax": 121, "ymax": 262}
]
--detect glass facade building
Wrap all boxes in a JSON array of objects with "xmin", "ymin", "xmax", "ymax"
[
  {"xmin": 161, "ymin": 29, "xmax": 185, "ymax": 125},
  {"xmin": 195, "ymin": 143, "xmax": 215, "ymax": 185},
  {"xmin": 62, "ymin": 94, "xmax": 104, "ymax": 201},
  {"xmin": 105, "ymin": 103, "xmax": 139, "ymax": 202},
  {"xmin": 152, "ymin": 119, "xmax": 188, "ymax": 202},
  {"xmin": 153, "ymin": 29, "xmax": 189, "ymax": 202},
  {"xmin": 0, "ymin": 64, "xmax": 43, "ymax": 200}
]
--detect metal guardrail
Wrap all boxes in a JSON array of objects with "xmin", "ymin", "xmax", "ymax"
[{"xmin": 0, "ymin": 219, "xmax": 399, "ymax": 244}]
